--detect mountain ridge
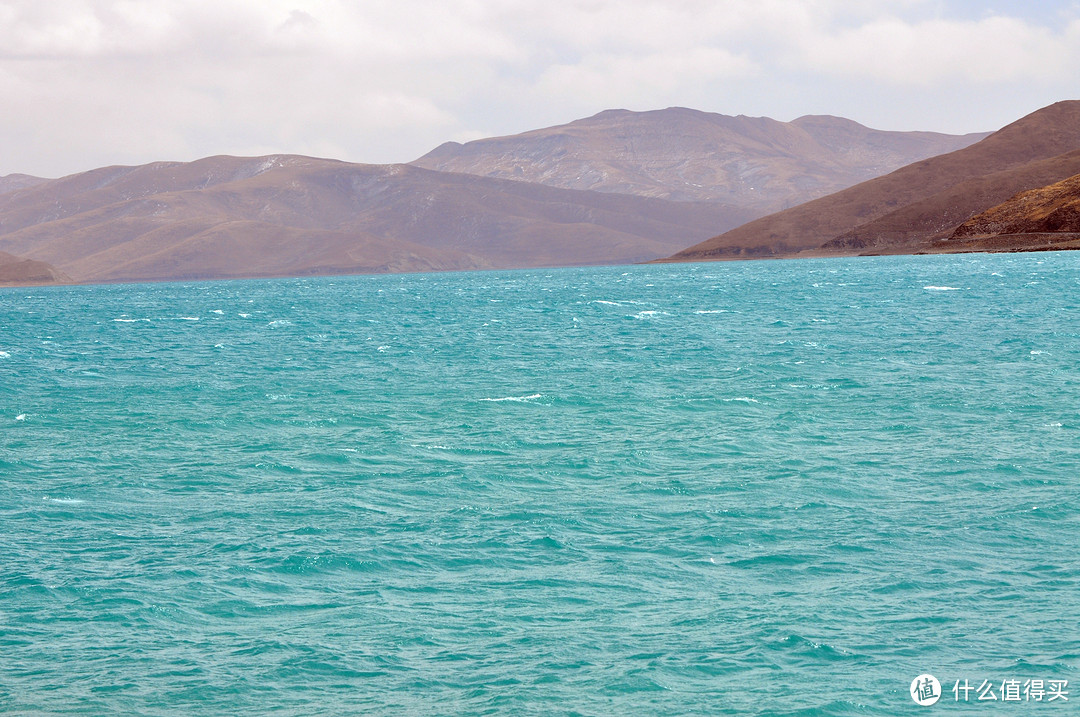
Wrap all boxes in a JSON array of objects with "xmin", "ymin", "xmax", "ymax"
[
  {"xmin": 412, "ymin": 107, "xmax": 988, "ymax": 210},
  {"xmin": 0, "ymin": 155, "xmax": 751, "ymax": 284}
]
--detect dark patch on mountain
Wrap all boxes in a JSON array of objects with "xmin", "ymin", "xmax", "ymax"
[{"xmin": 0, "ymin": 250, "xmax": 71, "ymax": 286}]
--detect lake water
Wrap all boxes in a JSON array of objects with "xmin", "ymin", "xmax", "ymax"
[{"xmin": 2, "ymin": 252, "xmax": 1078, "ymax": 715}]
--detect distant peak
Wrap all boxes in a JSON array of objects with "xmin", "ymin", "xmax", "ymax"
[
  {"xmin": 585, "ymin": 107, "xmax": 709, "ymax": 121},
  {"xmin": 429, "ymin": 140, "xmax": 464, "ymax": 151},
  {"xmin": 582, "ymin": 108, "xmax": 634, "ymax": 121},
  {"xmin": 791, "ymin": 114, "xmax": 867, "ymax": 129},
  {"xmin": 414, "ymin": 140, "xmax": 467, "ymax": 162}
]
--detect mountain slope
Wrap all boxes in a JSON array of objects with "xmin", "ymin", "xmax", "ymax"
[
  {"xmin": 412, "ymin": 107, "xmax": 988, "ymax": 211},
  {"xmin": 0, "ymin": 250, "xmax": 71, "ymax": 286},
  {"xmin": 921, "ymin": 172, "xmax": 1080, "ymax": 254},
  {"xmin": 820, "ymin": 148, "xmax": 1080, "ymax": 253},
  {"xmin": 953, "ymin": 172, "xmax": 1080, "ymax": 236},
  {"xmin": 665, "ymin": 101, "xmax": 1080, "ymax": 260},
  {"xmin": 0, "ymin": 174, "xmax": 49, "ymax": 196},
  {"xmin": 0, "ymin": 155, "xmax": 750, "ymax": 283}
]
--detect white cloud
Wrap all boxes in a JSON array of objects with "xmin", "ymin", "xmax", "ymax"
[
  {"xmin": 535, "ymin": 47, "xmax": 756, "ymax": 109},
  {"xmin": 792, "ymin": 15, "xmax": 1080, "ymax": 85},
  {"xmin": 0, "ymin": 0, "xmax": 1078, "ymax": 176}
]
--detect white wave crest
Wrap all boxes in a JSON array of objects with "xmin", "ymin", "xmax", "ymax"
[{"xmin": 480, "ymin": 393, "xmax": 542, "ymax": 402}]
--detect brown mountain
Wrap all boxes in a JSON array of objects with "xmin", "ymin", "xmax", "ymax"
[
  {"xmin": 0, "ymin": 155, "xmax": 749, "ymax": 283},
  {"xmin": 934, "ymin": 172, "xmax": 1080, "ymax": 253},
  {"xmin": 0, "ymin": 250, "xmax": 71, "ymax": 287},
  {"xmin": 0, "ymin": 174, "xmax": 49, "ymax": 195},
  {"xmin": 665, "ymin": 100, "xmax": 1080, "ymax": 261},
  {"xmin": 412, "ymin": 108, "xmax": 988, "ymax": 212}
]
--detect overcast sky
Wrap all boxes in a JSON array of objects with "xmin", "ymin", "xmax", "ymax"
[{"xmin": 3, "ymin": 0, "xmax": 1080, "ymax": 177}]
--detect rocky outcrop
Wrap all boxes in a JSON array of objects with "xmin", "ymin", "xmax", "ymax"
[{"xmin": 951, "ymin": 173, "xmax": 1080, "ymax": 237}]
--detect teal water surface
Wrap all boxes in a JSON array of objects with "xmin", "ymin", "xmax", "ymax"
[{"xmin": 1, "ymin": 253, "xmax": 1078, "ymax": 715}]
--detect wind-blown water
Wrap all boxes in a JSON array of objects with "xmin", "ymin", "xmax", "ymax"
[{"xmin": 2, "ymin": 253, "xmax": 1078, "ymax": 715}]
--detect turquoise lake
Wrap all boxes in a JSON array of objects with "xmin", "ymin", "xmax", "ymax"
[{"xmin": 1, "ymin": 252, "xmax": 1078, "ymax": 715}]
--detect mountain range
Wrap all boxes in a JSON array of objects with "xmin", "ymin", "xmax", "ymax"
[
  {"xmin": 665, "ymin": 101, "xmax": 1080, "ymax": 261},
  {"xmin": 413, "ymin": 108, "xmax": 986, "ymax": 209},
  {"xmin": 2, "ymin": 103, "xmax": 1079, "ymax": 286},
  {"xmin": 0, "ymin": 156, "xmax": 748, "ymax": 284}
]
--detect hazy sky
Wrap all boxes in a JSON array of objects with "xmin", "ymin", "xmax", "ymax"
[{"xmin": 3, "ymin": 0, "xmax": 1080, "ymax": 177}]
